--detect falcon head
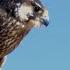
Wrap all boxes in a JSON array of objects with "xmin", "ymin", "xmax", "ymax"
[
  {"xmin": 14, "ymin": 0, "xmax": 49, "ymax": 27},
  {"xmin": 0, "ymin": 0, "xmax": 49, "ymax": 67}
]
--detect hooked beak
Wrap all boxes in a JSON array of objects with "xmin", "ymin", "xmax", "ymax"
[
  {"xmin": 42, "ymin": 18, "xmax": 49, "ymax": 27},
  {"xmin": 41, "ymin": 8, "xmax": 49, "ymax": 27}
]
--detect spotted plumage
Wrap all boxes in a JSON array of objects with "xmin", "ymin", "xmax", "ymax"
[{"xmin": 0, "ymin": 0, "xmax": 49, "ymax": 69}]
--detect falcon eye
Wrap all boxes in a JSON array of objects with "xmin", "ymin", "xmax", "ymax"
[
  {"xmin": 31, "ymin": 2, "xmax": 41, "ymax": 12},
  {"xmin": 34, "ymin": 6, "xmax": 41, "ymax": 12}
]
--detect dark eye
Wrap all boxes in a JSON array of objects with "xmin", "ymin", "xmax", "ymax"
[
  {"xmin": 31, "ymin": 2, "xmax": 41, "ymax": 12},
  {"xmin": 34, "ymin": 6, "xmax": 41, "ymax": 12}
]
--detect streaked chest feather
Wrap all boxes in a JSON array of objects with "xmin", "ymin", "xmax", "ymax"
[{"xmin": 0, "ymin": 17, "xmax": 32, "ymax": 57}]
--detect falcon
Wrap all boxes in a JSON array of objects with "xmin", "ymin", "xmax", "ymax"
[{"xmin": 0, "ymin": 0, "xmax": 49, "ymax": 69}]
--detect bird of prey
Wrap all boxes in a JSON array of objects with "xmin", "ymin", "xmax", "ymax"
[{"xmin": 0, "ymin": 0, "xmax": 49, "ymax": 69}]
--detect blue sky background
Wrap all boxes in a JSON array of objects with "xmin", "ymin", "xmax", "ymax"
[{"xmin": 4, "ymin": 0, "xmax": 70, "ymax": 70}]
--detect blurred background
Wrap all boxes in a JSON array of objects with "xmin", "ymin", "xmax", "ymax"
[{"xmin": 4, "ymin": 0, "xmax": 70, "ymax": 70}]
